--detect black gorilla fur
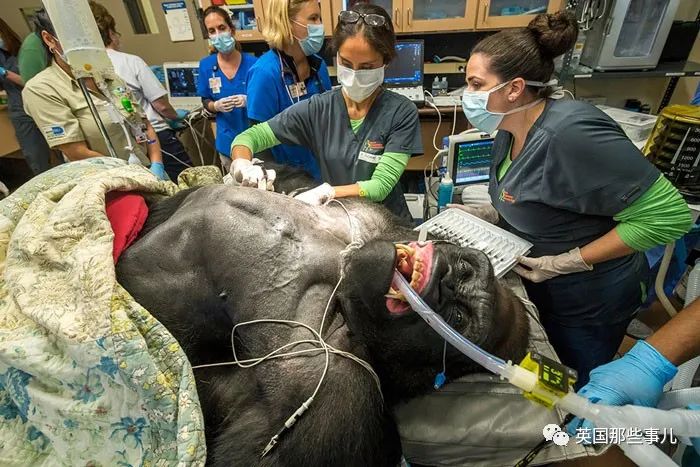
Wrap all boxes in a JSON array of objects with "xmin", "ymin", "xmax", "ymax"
[{"xmin": 116, "ymin": 173, "xmax": 529, "ymax": 466}]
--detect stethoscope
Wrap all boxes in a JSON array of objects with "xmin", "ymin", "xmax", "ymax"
[{"xmin": 277, "ymin": 50, "xmax": 325, "ymax": 105}]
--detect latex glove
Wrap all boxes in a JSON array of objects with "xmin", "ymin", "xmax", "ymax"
[
  {"xmin": 214, "ymin": 96, "xmax": 236, "ymax": 113},
  {"xmin": 150, "ymin": 161, "xmax": 168, "ymax": 181},
  {"xmin": 166, "ymin": 109, "xmax": 189, "ymax": 130},
  {"xmin": 566, "ymin": 340, "xmax": 678, "ymax": 437},
  {"xmin": 514, "ymin": 247, "xmax": 592, "ymax": 283},
  {"xmin": 446, "ymin": 203, "xmax": 499, "ymax": 224},
  {"xmin": 294, "ymin": 183, "xmax": 335, "ymax": 206},
  {"xmin": 229, "ymin": 94, "xmax": 247, "ymax": 108},
  {"xmin": 0, "ymin": 66, "xmax": 6, "ymax": 77},
  {"xmin": 231, "ymin": 158, "xmax": 275, "ymax": 190}
]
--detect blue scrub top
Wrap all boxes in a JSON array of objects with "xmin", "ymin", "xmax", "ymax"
[
  {"xmin": 197, "ymin": 52, "xmax": 257, "ymax": 157},
  {"xmin": 246, "ymin": 49, "xmax": 331, "ymax": 180}
]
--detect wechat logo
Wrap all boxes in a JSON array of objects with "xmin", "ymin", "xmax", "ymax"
[{"xmin": 543, "ymin": 423, "xmax": 570, "ymax": 446}]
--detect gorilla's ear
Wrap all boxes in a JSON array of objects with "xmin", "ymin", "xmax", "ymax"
[{"xmin": 339, "ymin": 241, "xmax": 396, "ymax": 315}]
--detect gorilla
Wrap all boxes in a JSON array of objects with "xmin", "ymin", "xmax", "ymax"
[{"xmin": 116, "ymin": 172, "xmax": 530, "ymax": 466}]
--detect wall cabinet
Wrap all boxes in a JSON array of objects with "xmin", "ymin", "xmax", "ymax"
[
  {"xmin": 209, "ymin": 0, "xmax": 564, "ymax": 42},
  {"xmin": 475, "ymin": 0, "xmax": 563, "ymax": 29}
]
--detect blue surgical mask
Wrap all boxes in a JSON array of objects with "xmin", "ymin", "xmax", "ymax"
[
  {"xmin": 209, "ymin": 32, "xmax": 235, "ymax": 53},
  {"xmin": 293, "ymin": 21, "xmax": 325, "ymax": 56},
  {"xmin": 461, "ymin": 81, "xmax": 548, "ymax": 133}
]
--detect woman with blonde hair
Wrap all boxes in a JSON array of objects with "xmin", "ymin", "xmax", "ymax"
[{"xmin": 245, "ymin": 0, "xmax": 331, "ymax": 179}]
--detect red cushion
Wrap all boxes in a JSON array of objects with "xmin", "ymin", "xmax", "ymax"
[{"xmin": 105, "ymin": 192, "xmax": 148, "ymax": 264}]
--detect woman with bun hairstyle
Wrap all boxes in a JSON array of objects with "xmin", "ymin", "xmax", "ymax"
[{"xmin": 450, "ymin": 11, "xmax": 691, "ymax": 388}]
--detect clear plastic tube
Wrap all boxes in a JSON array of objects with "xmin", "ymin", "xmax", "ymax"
[
  {"xmin": 394, "ymin": 269, "xmax": 700, "ymax": 467},
  {"xmin": 393, "ymin": 271, "xmax": 508, "ymax": 376}
]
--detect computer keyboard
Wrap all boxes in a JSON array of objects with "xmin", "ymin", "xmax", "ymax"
[
  {"xmin": 415, "ymin": 208, "xmax": 533, "ymax": 278},
  {"xmin": 388, "ymin": 86, "xmax": 425, "ymax": 105}
]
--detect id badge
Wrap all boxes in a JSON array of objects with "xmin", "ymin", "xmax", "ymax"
[
  {"xmin": 288, "ymin": 82, "xmax": 308, "ymax": 99},
  {"xmin": 209, "ymin": 77, "xmax": 222, "ymax": 94}
]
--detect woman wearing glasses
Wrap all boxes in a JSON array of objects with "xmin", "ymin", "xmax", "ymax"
[
  {"xmin": 245, "ymin": 0, "xmax": 332, "ymax": 180},
  {"xmin": 231, "ymin": 4, "xmax": 422, "ymax": 223}
]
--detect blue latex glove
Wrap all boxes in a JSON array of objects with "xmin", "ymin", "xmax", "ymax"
[
  {"xmin": 149, "ymin": 162, "xmax": 168, "ymax": 181},
  {"xmin": 566, "ymin": 340, "xmax": 678, "ymax": 438},
  {"xmin": 166, "ymin": 109, "xmax": 189, "ymax": 130},
  {"xmin": 0, "ymin": 66, "xmax": 6, "ymax": 77}
]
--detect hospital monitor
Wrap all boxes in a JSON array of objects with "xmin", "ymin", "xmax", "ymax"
[
  {"xmin": 163, "ymin": 62, "xmax": 201, "ymax": 112},
  {"xmin": 384, "ymin": 40, "xmax": 424, "ymax": 87},
  {"xmin": 446, "ymin": 132, "xmax": 496, "ymax": 195}
]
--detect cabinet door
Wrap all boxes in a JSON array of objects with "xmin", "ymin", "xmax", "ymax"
[
  {"xmin": 402, "ymin": 0, "xmax": 478, "ymax": 32},
  {"xmin": 224, "ymin": 0, "xmax": 264, "ymax": 42},
  {"xmin": 330, "ymin": 0, "xmax": 404, "ymax": 32},
  {"xmin": 475, "ymin": 0, "xmax": 563, "ymax": 29}
]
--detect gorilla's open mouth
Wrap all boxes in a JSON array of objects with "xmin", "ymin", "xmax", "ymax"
[{"xmin": 385, "ymin": 242, "xmax": 434, "ymax": 315}]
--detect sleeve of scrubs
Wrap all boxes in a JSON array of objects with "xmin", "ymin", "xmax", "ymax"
[
  {"xmin": 614, "ymin": 174, "xmax": 692, "ymax": 251},
  {"xmin": 134, "ymin": 56, "xmax": 168, "ymax": 102},
  {"xmin": 265, "ymin": 98, "xmax": 315, "ymax": 153},
  {"xmin": 384, "ymin": 99, "xmax": 423, "ymax": 155},
  {"xmin": 197, "ymin": 59, "xmax": 212, "ymax": 103},
  {"xmin": 22, "ymin": 84, "xmax": 85, "ymax": 148},
  {"xmin": 544, "ymin": 112, "xmax": 659, "ymax": 216}
]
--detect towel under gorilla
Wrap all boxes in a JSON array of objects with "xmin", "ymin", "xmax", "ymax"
[{"xmin": 116, "ymin": 185, "xmax": 530, "ymax": 466}]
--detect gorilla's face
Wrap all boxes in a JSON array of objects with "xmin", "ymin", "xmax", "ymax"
[{"xmin": 340, "ymin": 240, "xmax": 529, "ymax": 399}]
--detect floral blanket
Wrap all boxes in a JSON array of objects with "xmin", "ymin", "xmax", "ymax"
[{"xmin": 0, "ymin": 158, "xmax": 221, "ymax": 466}]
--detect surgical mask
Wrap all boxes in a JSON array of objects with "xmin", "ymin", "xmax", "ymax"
[
  {"xmin": 209, "ymin": 32, "xmax": 235, "ymax": 53},
  {"xmin": 293, "ymin": 21, "xmax": 325, "ymax": 56},
  {"xmin": 461, "ymin": 79, "xmax": 555, "ymax": 133},
  {"xmin": 337, "ymin": 63, "xmax": 384, "ymax": 103}
]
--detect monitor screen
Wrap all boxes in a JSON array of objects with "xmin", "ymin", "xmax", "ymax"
[
  {"xmin": 384, "ymin": 41, "xmax": 423, "ymax": 86},
  {"xmin": 453, "ymin": 139, "xmax": 494, "ymax": 185},
  {"xmin": 166, "ymin": 67, "xmax": 200, "ymax": 98}
]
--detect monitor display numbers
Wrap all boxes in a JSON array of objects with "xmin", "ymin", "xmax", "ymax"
[
  {"xmin": 167, "ymin": 67, "xmax": 200, "ymax": 97},
  {"xmin": 454, "ymin": 140, "xmax": 493, "ymax": 185}
]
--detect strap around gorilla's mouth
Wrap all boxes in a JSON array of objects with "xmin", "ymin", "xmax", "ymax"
[{"xmin": 386, "ymin": 242, "xmax": 434, "ymax": 315}]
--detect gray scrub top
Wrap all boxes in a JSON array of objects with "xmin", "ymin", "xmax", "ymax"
[
  {"xmin": 488, "ymin": 98, "xmax": 659, "ymax": 257},
  {"xmin": 267, "ymin": 88, "xmax": 422, "ymax": 221}
]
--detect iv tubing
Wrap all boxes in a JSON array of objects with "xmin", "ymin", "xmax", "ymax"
[{"xmin": 77, "ymin": 78, "xmax": 118, "ymax": 159}]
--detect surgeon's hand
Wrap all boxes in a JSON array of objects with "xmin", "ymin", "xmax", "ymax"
[
  {"xmin": 230, "ymin": 94, "xmax": 247, "ymax": 108},
  {"xmin": 231, "ymin": 158, "xmax": 275, "ymax": 190},
  {"xmin": 566, "ymin": 340, "xmax": 678, "ymax": 437},
  {"xmin": 294, "ymin": 183, "xmax": 335, "ymax": 206},
  {"xmin": 150, "ymin": 161, "xmax": 168, "ymax": 181},
  {"xmin": 514, "ymin": 248, "xmax": 592, "ymax": 283},
  {"xmin": 446, "ymin": 203, "xmax": 499, "ymax": 224},
  {"xmin": 214, "ymin": 96, "xmax": 236, "ymax": 113}
]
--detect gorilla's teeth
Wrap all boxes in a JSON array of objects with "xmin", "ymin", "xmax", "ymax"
[
  {"xmin": 396, "ymin": 244, "xmax": 416, "ymax": 256},
  {"xmin": 414, "ymin": 259, "xmax": 423, "ymax": 272},
  {"xmin": 411, "ymin": 270, "xmax": 422, "ymax": 284}
]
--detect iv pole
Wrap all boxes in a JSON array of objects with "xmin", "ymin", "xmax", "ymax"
[{"xmin": 77, "ymin": 78, "xmax": 118, "ymax": 159}]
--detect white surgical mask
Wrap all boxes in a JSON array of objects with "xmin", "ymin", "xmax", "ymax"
[
  {"xmin": 337, "ymin": 63, "xmax": 384, "ymax": 103},
  {"xmin": 461, "ymin": 79, "xmax": 555, "ymax": 133}
]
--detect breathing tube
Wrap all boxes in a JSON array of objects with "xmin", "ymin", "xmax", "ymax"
[{"xmin": 392, "ymin": 271, "xmax": 700, "ymax": 467}]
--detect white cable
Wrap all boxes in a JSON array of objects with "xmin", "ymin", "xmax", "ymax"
[
  {"xmin": 191, "ymin": 199, "xmax": 382, "ymax": 457},
  {"xmin": 424, "ymin": 90, "xmax": 442, "ymax": 152},
  {"xmin": 183, "ymin": 115, "xmax": 205, "ymax": 167},
  {"xmin": 161, "ymin": 148, "xmax": 193, "ymax": 168}
]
